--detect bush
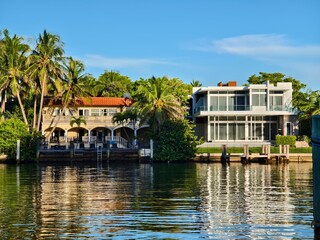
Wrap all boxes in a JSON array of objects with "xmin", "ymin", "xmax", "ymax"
[
  {"xmin": 154, "ymin": 119, "xmax": 202, "ymax": 161},
  {"xmin": 275, "ymin": 135, "xmax": 296, "ymax": 147},
  {"xmin": 0, "ymin": 116, "xmax": 41, "ymax": 161}
]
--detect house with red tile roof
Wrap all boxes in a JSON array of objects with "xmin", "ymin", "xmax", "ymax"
[{"xmin": 42, "ymin": 97, "xmax": 148, "ymax": 149}]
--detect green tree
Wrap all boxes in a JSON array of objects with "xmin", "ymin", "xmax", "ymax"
[
  {"xmin": 112, "ymin": 108, "xmax": 139, "ymax": 146},
  {"xmin": 297, "ymin": 90, "xmax": 320, "ymax": 118},
  {"xmin": 70, "ymin": 116, "xmax": 86, "ymax": 142},
  {"xmin": 153, "ymin": 119, "xmax": 201, "ymax": 161},
  {"xmin": 47, "ymin": 57, "xmax": 90, "ymax": 138},
  {"xmin": 27, "ymin": 30, "xmax": 64, "ymax": 131},
  {"xmin": 133, "ymin": 76, "xmax": 185, "ymax": 134},
  {"xmin": 78, "ymin": 74, "xmax": 97, "ymax": 96},
  {"xmin": 0, "ymin": 29, "xmax": 30, "ymax": 126},
  {"xmin": 190, "ymin": 79, "xmax": 202, "ymax": 87},
  {"xmin": 95, "ymin": 70, "xmax": 132, "ymax": 97},
  {"xmin": 0, "ymin": 115, "xmax": 40, "ymax": 160}
]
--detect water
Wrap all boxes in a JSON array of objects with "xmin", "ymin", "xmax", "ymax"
[{"xmin": 0, "ymin": 162, "xmax": 314, "ymax": 239}]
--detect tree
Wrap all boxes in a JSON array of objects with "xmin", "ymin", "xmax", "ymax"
[
  {"xmin": 70, "ymin": 116, "xmax": 86, "ymax": 142},
  {"xmin": 190, "ymin": 80, "xmax": 202, "ymax": 87},
  {"xmin": 27, "ymin": 30, "xmax": 64, "ymax": 131},
  {"xmin": 296, "ymin": 90, "xmax": 320, "ymax": 124},
  {"xmin": 95, "ymin": 70, "xmax": 132, "ymax": 97},
  {"xmin": 153, "ymin": 119, "xmax": 201, "ymax": 161},
  {"xmin": 112, "ymin": 108, "xmax": 139, "ymax": 146},
  {"xmin": 0, "ymin": 29, "xmax": 30, "ymax": 126},
  {"xmin": 46, "ymin": 57, "xmax": 91, "ymax": 138},
  {"xmin": 133, "ymin": 76, "xmax": 185, "ymax": 134},
  {"xmin": 0, "ymin": 114, "xmax": 40, "ymax": 160}
]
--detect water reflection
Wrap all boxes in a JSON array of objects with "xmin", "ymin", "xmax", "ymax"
[{"xmin": 0, "ymin": 162, "xmax": 313, "ymax": 239}]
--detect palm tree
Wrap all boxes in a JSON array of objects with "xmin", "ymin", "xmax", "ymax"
[
  {"xmin": 27, "ymin": 30, "xmax": 64, "ymax": 131},
  {"xmin": 70, "ymin": 116, "xmax": 86, "ymax": 142},
  {"xmin": 46, "ymin": 57, "xmax": 91, "ymax": 138},
  {"xmin": 0, "ymin": 29, "xmax": 30, "ymax": 125},
  {"xmin": 190, "ymin": 80, "xmax": 202, "ymax": 87},
  {"xmin": 112, "ymin": 108, "xmax": 139, "ymax": 146},
  {"xmin": 134, "ymin": 76, "xmax": 185, "ymax": 134}
]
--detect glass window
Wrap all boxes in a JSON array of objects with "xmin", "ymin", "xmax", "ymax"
[
  {"xmin": 108, "ymin": 108, "xmax": 117, "ymax": 116},
  {"xmin": 228, "ymin": 123, "xmax": 236, "ymax": 140},
  {"xmin": 252, "ymin": 94, "xmax": 259, "ymax": 106},
  {"xmin": 91, "ymin": 109, "xmax": 100, "ymax": 116},
  {"xmin": 219, "ymin": 96, "xmax": 227, "ymax": 111},
  {"xmin": 237, "ymin": 124, "xmax": 245, "ymax": 140},
  {"xmin": 219, "ymin": 124, "xmax": 227, "ymax": 140}
]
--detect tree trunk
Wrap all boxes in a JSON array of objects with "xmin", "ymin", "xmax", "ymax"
[
  {"xmin": 37, "ymin": 77, "xmax": 46, "ymax": 132},
  {"xmin": 46, "ymin": 107, "xmax": 66, "ymax": 139},
  {"xmin": 0, "ymin": 91, "xmax": 6, "ymax": 114},
  {"xmin": 33, "ymin": 96, "xmax": 37, "ymax": 130},
  {"xmin": 16, "ymin": 91, "xmax": 29, "ymax": 128}
]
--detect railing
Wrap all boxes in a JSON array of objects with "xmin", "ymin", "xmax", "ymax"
[
  {"xmin": 196, "ymin": 105, "xmax": 294, "ymax": 113},
  {"xmin": 196, "ymin": 105, "xmax": 251, "ymax": 112}
]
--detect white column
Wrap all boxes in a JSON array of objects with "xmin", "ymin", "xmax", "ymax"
[
  {"xmin": 65, "ymin": 129, "xmax": 68, "ymax": 143},
  {"xmin": 207, "ymin": 116, "xmax": 211, "ymax": 141},
  {"xmin": 88, "ymin": 129, "xmax": 91, "ymax": 142},
  {"xmin": 134, "ymin": 128, "xmax": 137, "ymax": 146},
  {"xmin": 111, "ymin": 129, "xmax": 114, "ymax": 141}
]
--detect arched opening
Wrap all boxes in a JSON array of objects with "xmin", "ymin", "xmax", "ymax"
[
  {"xmin": 91, "ymin": 127, "xmax": 112, "ymax": 142},
  {"xmin": 137, "ymin": 127, "xmax": 150, "ymax": 148}
]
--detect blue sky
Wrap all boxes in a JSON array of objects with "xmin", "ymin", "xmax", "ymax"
[{"xmin": 1, "ymin": 0, "xmax": 320, "ymax": 90}]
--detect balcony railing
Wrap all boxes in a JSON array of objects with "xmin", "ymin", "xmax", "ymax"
[
  {"xmin": 195, "ymin": 105, "xmax": 251, "ymax": 113},
  {"xmin": 195, "ymin": 105, "xmax": 294, "ymax": 113}
]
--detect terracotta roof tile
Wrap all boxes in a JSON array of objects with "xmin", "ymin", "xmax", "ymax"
[{"xmin": 79, "ymin": 97, "xmax": 132, "ymax": 107}]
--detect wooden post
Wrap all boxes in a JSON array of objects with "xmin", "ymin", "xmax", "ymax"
[
  {"xmin": 16, "ymin": 140, "xmax": 20, "ymax": 163},
  {"xmin": 36, "ymin": 139, "xmax": 40, "ymax": 160},
  {"xmin": 312, "ymin": 115, "xmax": 320, "ymax": 238},
  {"xmin": 150, "ymin": 139, "xmax": 154, "ymax": 163},
  {"xmin": 286, "ymin": 145, "xmax": 290, "ymax": 160}
]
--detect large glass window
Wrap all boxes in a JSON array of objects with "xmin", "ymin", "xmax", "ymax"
[
  {"xmin": 219, "ymin": 124, "xmax": 227, "ymax": 140},
  {"xmin": 228, "ymin": 123, "xmax": 236, "ymax": 140},
  {"xmin": 238, "ymin": 124, "xmax": 245, "ymax": 140},
  {"xmin": 219, "ymin": 96, "xmax": 227, "ymax": 111}
]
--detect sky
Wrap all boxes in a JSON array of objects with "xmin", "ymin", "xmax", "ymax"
[{"xmin": 1, "ymin": 0, "xmax": 320, "ymax": 90}]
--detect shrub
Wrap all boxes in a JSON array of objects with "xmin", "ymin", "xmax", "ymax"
[
  {"xmin": 154, "ymin": 119, "xmax": 202, "ymax": 161},
  {"xmin": 0, "ymin": 116, "xmax": 41, "ymax": 161},
  {"xmin": 275, "ymin": 135, "xmax": 296, "ymax": 147}
]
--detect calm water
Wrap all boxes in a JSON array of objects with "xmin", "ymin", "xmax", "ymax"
[{"xmin": 0, "ymin": 162, "xmax": 314, "ymax": 239}]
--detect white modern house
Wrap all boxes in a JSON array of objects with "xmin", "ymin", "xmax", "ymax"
[{"xmin": 192, "ymin": 81, "xmax": 298, "ymax": 146}]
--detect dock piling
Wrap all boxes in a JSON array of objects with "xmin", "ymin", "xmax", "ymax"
[{"xmin": 312, "ymin": 115, "xmax": 320, "ymax": 238}]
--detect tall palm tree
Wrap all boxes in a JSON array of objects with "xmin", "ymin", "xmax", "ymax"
[
  {"xmin": 27, "ymin": 30, "xmax": 64, "ymax": 131},
  {"xmin": 134, "ymin": 77, "xmax": 185, "ymax": 134},
  {"xmin": 70, "ymin": 116, "xmax": 86, "ymax": 142},
  {"xmin": 0, "ymin": 29, "xmax": 30, "ymax": 125},
  {"xmin": 46, "ymin": 57, "xmax": 90, "ymax": 138}
]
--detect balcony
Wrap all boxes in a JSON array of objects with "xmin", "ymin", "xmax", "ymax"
[{"xmin": 195, "ymin": 105, "xmax": 251, "ymax": 113}]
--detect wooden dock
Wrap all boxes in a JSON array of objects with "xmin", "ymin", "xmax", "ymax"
[
  {"xmin": 194, "ymin": 144, "xmax": 312, "ymax": 163},
  {"xmin": 37, "ymin": 148, "xmax": 144, "ymax": 162}
]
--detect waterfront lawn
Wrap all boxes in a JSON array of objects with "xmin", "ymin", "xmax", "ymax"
[{"xmin": 197, "ymin": 146, "xmax": 312, "ymax": 154}]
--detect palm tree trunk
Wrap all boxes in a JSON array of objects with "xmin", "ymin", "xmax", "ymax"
[
  {"xmin": 36, "ymin": 78, "xmax": 46, "ymax": 132},
  {"xmin": 0, "ymin": 92, "xmax": 5, "ymax": 114},
  {"xmin": 33, "ymin": 96, "xmax": 37, "ymax": 129},
  {"xmin": 47, "ymin": 107, "xmax": 66, "ymax": 139},
  {"xmin": 16, "ymin": 91, "xmax": 29, "ymax": 127}
]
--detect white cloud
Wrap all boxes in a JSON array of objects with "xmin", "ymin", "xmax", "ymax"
[
  {"xmin": 82, "ymin": 54, "xmax": 173, "ymax": 69},
  {"xmin": 195, "ymin": 34, "xmax": 320, "ymax": 59}
]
